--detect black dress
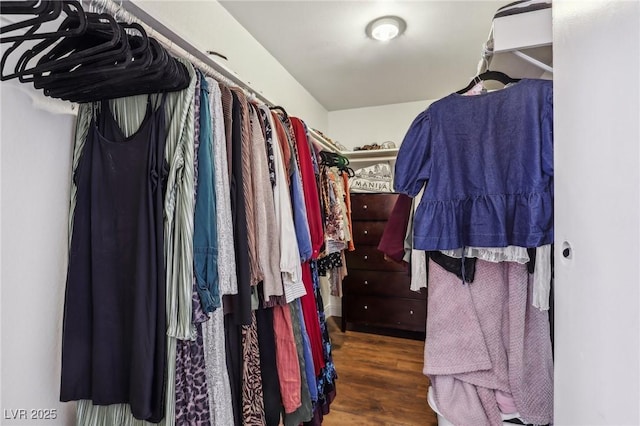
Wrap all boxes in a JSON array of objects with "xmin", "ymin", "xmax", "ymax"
[{"xmin": 60, "ymin": 95, "xmax": 168, "ymax": 422}]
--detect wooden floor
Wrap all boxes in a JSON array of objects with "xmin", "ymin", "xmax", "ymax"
[{"xmin": 324, "ymin": 318, "xmax": 438, "ymax": 426}]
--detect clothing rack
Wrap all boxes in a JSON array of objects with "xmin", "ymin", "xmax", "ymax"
[{"xmin": 85, "ymin": 0, "xmax": 341, "ymax": 153}]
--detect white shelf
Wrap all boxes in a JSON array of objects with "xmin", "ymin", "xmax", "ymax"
[{"xmin": 492, "ymin": 8, "xmax": 552, "ymax": 53}]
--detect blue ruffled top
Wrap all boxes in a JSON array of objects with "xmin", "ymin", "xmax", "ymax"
[{"xmin": 394, "ymin": 79, "xmax": 554, "ymax": 250}]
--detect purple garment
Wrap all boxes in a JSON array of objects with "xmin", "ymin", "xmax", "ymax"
[
  {"xmin": 175, "ymin": 323, "xmax": 211, "ymax": 426},
  {"xmin": 377, "ymin": 194, "xmax": 412, "ymax": 263},
  {"xmin": 425, "ymin": 259, "xmax": 553, "ymax": 425},
  {"xmin": 394, "ymin": 79, "xmax": 554, "ymax": 250}
]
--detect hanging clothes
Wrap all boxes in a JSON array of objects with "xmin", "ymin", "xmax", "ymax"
[
  {"xmin": 226, "ymin": 90, "xmax": 253, "ymax": 325},
  {"xmin": 61, "ymin": 92, "xmax": 169, "ymax": 422},
  {"xmin": 408, "ymin": 188, "xmax": 427, "ymax": 292},
  {"xmin": 230, "ymin": 88, "xmax": 264, "ymax": 288},
  {"xmin": 307, "ymin": 259, "xmax": 338, "ymax": 425},
  {"xmin": 290, "ymin": 118, "xmax": 324, "ymax": 259},
  {"xmin": 394, "ymin": 79, "xmax": 554, "ymax": 250},
  {"xmin": 283, "ymin": 302, "xmax": 314, "ymax": 426},
  {"xmin": 60, "ymin": 48, "xmax": 340, "ymax": 426},
  {"xmin": 224, "ymin": 90, "xmax": 253, "ymax": 426},
  {"xmin": 377, "ymin": 194, "xmax": 412, "ymax": 264},
  {"xmin": 263, "ymin": 107, "xmax": 304, "ymax": 305},
  {"xmin": 175, "ymin": 322, "xmax": 211, "ymax": 426},
  {"xmin": 272, "ymin": 303, "xmax": 302, "ymax": 415},
  {"xmin": 341, "ymin": 171, "xmax": 355, "ymax": 252},
  {"xmin": 202, "ymin": 78, "xmax": 236, "ymax": 426},
  {"xmin": 394, "ymin": 78, "xmax": 554, "ymax": 426},
  {"xmin": 289, "ymin": 154, "xmax": 313, "ymax": 263},
  {"xmin": 319, "ymin": 167, "xmax": 348, "ymax": 256},
  {"xmin": 174, "ymin": 71, "xmax": 215, "ymax": 426},
  {"xmin": 192, "ymin": 74, "xmax": 221, "ymax": 313},
  {"xmin": 272, "ymin": 112, "xmax": 309, "ymax": 301},
  {"xmin": 256, "ymin": 306, "xmax": 283, "ymax": 426},
  {"xmin": 425, "ymin": 259, "xmax": 553, "ymax": 425},
  {"xmin": 241, "ymin": 312, "xmax": 266, "ymax": 426},
  {"xmin": 286, "ymin": 117, "xmax": 327, "ymax": 378},
  {"xmin": 299, "ymin": 262, "xmax": 326, "ymax": 377},
  {"xmin": 296, "ymin": 298, "xmax": 318, "ymax": 403},
  {"xmin": 248, "ymin": 104, "xmax": 283, "ymax": 303}
]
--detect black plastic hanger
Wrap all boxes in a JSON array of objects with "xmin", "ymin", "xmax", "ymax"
[
  {"xmin": 49, "ymin": 31, "xmax": 161, "ymax": 101},
  {"xmin": 1, "ymin": 1, "xmax": 87, "ymax": 43},
  {"xmin": 0, "ymin": 1, "xmax": 48, "ymax": 15},
  {"xmin": 2, "ymin": 7, "xmax": 113, "ymax": 82},
  {"xmin": 47, "ymin": 36, "xmax": 189, "ymax": 102},
  {"xmin": 456, "ymin": 70, "xmax": 520, "ymax": 95},
  {"xmin": 1, "ymin": 0, "xmax": 190, "ymax": 101},
  {"xmin": 18, "ymin": 12, "xmax": 125, "ymax": 84},
  {"xmin": 19, "ymin": 1, "xmax": 87, "ymax": 42},
  {"xmin": 0, "ymin": 0, "xmax": 63, "ymax": 37},
  {"xmin": 0, "ymin": 1, "xmax": 65, "ymax": 41}
]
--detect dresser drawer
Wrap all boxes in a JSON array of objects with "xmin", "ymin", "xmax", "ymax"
[
  {"xmin": 343, "ymin": 270, "xmax": 425, "ymax": 299},
  {"xmin": 350, "ymin": 193, "xmax": 399, "ymax": 220},
  {"xmin": 351, "ymin": 220, "xmax": 387, "ymax": 246},
  {"xmin": 345, "ymin": 245, "xmax": 406, "ymax": 272},
  {"xmin": 343, "ymin": 295, "xmax": 426, "ymax": 332}
]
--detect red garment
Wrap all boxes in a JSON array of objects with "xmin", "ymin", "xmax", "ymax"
[
  {"xmin": 377, "ymin": 194, "xmax": 412, "ymax": 263},
  {"xmin": 272, "ymin": 304, "xmax": 302, "ymax": 414},
  {"xmin": 300, "ymin": 261, "xmax": 326, "ymax": 376},
  {"xmin": 290, "ymin": 117, "xmax": 324, "ymax": 259}
]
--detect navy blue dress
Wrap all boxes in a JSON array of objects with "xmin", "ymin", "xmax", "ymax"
[{"xmin": 60, "ymin": 95, "xmax": 168, "ymax": 422}]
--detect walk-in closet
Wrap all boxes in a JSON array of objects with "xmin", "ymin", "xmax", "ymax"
[{"xmin": 1, "ymin": 1, "xmax": 638, "ymax": 425}]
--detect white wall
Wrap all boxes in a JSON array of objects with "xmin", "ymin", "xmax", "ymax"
[
  {"xmin": 1, "ymin": 82, "xmax": 77, "ymax": 425},
  {"xmin": 553, "ymin": 1, "xmax": 639, "ymax": 424},
  {"xmin": 328, "ymin": 99, "xmax": 432, "ymax": 150},
  {"xmin": 133, "ymin": 0, "xmax": 329, "ymax": 133}
]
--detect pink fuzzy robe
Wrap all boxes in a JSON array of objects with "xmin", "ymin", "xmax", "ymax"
[{"xmin": 425, "ymin": 259, "xmax": 553, "ymax": 425}]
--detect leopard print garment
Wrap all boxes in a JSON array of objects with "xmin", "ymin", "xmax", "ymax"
[
  {"xmin": 241, "ymin": 311, "xmax": 266, "ymax": 425},
  {"xmin": 175, "ymin": 321, "xmax": 212, "ymax": 426},
  {"xmin": 175, "ymin": 279, "xmax": 211, "ymax": 426}
]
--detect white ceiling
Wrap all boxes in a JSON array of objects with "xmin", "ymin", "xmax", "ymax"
[{"xmin": 220, "ymin": 0, "xmax": 512, "ymax": 111}]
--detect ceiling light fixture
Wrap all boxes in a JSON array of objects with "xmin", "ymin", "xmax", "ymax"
[{"xmin": 366, "ymin": 16, "xmax": 406, "ymax": 42}]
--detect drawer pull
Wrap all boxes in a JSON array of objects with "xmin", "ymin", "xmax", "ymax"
[
  {"xmin": 364, "ymin": 280, "xmax": 369, "ymax": 285},
  {"xmin": 364, "ymin": 229, "xmax": 368, "ymax": 235},
  {"xmin": 364, "ymin": 305, "xmax": 368, "ymax": 310},
  {"xmin": 363, "ymin": 204, "xmax": 368, "ymax": 210},
  {"xmin": 410, "ymin": 310, "xmax": 414, "ymax": 315},
  {"xmin": 363, "ymin": 255, "xmax": 368, "ymax": 260}
]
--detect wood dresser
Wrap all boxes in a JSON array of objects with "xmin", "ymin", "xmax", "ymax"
[{"xmin": 342, "ymin": 193, "xmax": 426, "ymax": 335}]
